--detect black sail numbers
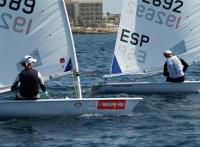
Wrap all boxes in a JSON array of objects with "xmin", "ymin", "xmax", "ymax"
[
  {"xmin": 0, "ymin": 0, "xmax": 35, "ymax": 14},
  {"xmin": 0, "ymin": 0, "xmax": 35, "ymax": 35}
]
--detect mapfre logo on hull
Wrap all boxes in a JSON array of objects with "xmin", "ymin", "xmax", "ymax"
[{"xmin": 97, "ymin": 100, "xmax": 126, "ymax": 110}]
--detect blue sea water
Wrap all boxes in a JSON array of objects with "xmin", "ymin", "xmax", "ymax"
[{"xmin": 1, "ymin": 34, "xmax": 200, "ymax": 147}]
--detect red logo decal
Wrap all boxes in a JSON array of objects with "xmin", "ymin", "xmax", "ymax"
[
  {"xmin": 60, "ymin": 58, "xmax": 65, "ymax": 64},
  {"xmin": 97, "ymin": 100, "xmax": 126, "ymax": 110}
]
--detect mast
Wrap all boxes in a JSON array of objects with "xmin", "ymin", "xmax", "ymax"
[{"xmin": 59, "ymin": 0, "xmax": 82, "ymax": 99}]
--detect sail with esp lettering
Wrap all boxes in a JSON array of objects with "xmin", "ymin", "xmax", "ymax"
[{"xmin": 111, "ymin": 0, "xmax": 200, "ymax": 75}]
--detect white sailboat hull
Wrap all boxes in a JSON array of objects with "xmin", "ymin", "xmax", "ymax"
[
  {"xmin": 93, "ymin": 81, "xmax": 200, "ymax": 94},
  {"xmin": 0, "ymin": 98, "xmax": 142, "ymax": 119}
]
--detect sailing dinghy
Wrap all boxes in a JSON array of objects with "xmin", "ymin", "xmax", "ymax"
[
  {"xmin": 0, "ymin": 0, "xmax": 142, "ymax": 119},
  {"xmin": 93, "ymin": 0, "xmax": 200, "ymax": 94}
]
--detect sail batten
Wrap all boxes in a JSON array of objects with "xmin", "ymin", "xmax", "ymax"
[{"xmin": 110, "ymin": 0, "xmax": 200, "ymax": 77}]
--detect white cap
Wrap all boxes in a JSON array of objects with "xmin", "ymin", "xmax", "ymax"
[
  {"xmin": 23, "ymin": 55, "xmax": 37, "ymax": 66},
  {"xmin": 163, "ymin": 50, "xmax": 173, "ymax": 55}
]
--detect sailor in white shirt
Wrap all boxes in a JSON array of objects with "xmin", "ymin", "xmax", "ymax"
[{"xmin": 163, "ymin": 50, "xmax": 188, "ymax": 82}]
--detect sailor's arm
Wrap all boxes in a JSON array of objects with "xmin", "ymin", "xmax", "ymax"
[
  {"xmin": 38, "ymin": 72, "xmax": 47, "ymax": 93},
  {"xmin": 163, "ymin": 62, "xmax": 169, "ymax": 77},
  {"xmin": 11, "ymin": 75, "xmax": 20, "ymax": 91},
  {"xmin": 180, "ymin": 58, "xmax": 188, "ymax": 72}
]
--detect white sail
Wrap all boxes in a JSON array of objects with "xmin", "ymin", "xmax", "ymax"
[
  {"xmin": 0, "ymin": 0, "xmax": 142, "ymax": 118},
  {"xmin": 0, "ymin": 0, "xmax": 82, "ymax": 97},
  {"xmin": 111, "ymin": 0, "xmax": 200, "ymax": 75}
]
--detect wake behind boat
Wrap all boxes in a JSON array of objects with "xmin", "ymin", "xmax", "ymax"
[
  {"xmin": 93, "ymin": 0, "xmax": 200, "ymax": 94},
  {"xmin": 0, "ymin": 0, "xmax": 142, "ymax": 119}
]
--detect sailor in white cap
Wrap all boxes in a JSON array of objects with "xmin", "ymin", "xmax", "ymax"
[
  {"xmin": 163, "ymin": 50, "xmax": 188, "ymax": 82},
  {"xmin": 11, "ymin": 55, "xmax": 48, "ymax": 100}
]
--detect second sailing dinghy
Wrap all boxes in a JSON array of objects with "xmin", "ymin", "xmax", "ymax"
[
  {"xmin": 0, "ymin": 0, "xmax": 142, "ymax": 119},
  {"xmin": 93, "ymin": 0, "xmax": 200, "ymax": 94}
]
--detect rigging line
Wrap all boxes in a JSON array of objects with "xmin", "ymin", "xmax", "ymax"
[
  {"xmin": 39, "ymin": 91, "xmax": 54, "ymax": 99},
  {"xmin": 122, "ymin": 73, "xmax": 163, "ymax": 82},
  {"xmin": 133, "ymin": 74, "xmax": 163, "ymax": 81}
]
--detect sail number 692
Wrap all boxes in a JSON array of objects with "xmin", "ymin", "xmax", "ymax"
[{"xmin": 0, "ymin": 0, "xmax": 35, "ymax": 14}]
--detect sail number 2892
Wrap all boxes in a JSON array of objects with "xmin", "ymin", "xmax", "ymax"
[
  {"xmin": 142, "ymin": 0, "xmax": 183, "ymax": 13},
  {"xmin": 0, "ymin": 0, "xmax": 35, "ymax": 14}
]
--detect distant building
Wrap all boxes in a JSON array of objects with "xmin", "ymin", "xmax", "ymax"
[
  {"xmin": 65, "ymin": 0, "xmax": 103, "ymax": 27},
  {"xmin": 65, "ymin": 0, "xmax": 75, "ymax": 22},
  {"xmin": 103, "ymin": 13, "xmax": 121, "ymax": 27}
]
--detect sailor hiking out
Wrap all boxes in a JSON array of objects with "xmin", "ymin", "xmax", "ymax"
[{"xmin": 163, "ymin": 50, "xmax": 188, "ymax": 82}]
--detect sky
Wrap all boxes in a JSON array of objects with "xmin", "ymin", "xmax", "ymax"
[{"xmin": 103, "ymin": 0, "xmax": 123, "ymax": 14}]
